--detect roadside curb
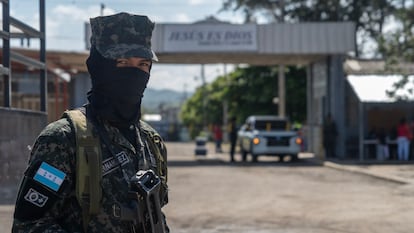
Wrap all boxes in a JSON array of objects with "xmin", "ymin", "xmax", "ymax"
[
  {"xmin": 195, "ymin": 149, "xmax": 413, "ymax": 185},
  {"xmin": 321, "ymin": 160, "xmax": 412, "ymax": 185}
]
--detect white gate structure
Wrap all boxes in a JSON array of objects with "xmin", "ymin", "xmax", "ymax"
[{"xmin": 150, "ymin": 20, "xmax": 355, "ymax": 159}]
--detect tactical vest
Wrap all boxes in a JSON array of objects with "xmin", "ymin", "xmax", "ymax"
[{"xmin": 63, "ymin": 109, "xmax": 167, "ymax": 231}]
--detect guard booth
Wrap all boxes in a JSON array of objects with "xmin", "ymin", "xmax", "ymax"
[{"xmin": 344, "ymin": 60, "xmax": 414, "ymax": 161}]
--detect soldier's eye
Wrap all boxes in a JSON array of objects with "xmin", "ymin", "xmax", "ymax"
[
  {"xmin": 139, "ymin": 62, "xmax": 150, "ymax": 67},
  {"xmin": 116, "ymin": 59, "xmax": 129, "ymax": 65}
]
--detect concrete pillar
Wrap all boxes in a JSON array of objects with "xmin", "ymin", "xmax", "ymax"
[{"xmin": 278, "ymin": 64, "xmax": 286, "ymax": 117}]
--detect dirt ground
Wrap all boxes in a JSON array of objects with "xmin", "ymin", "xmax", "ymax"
[
  {"xmin": 2, "ymin": 142, "xmax": 414, "ymax": 233},
  {"xmin": 163, "ymin": 142, "xmax": 414, "ymax": 233}
]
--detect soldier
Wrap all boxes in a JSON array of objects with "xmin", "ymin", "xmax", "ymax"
[
  {"xmin": 323, "ymin": 112, "xmax": 338, "ymax": 159},
  {"xmin": 12, "ymin": 12, "xmax": 169, "ymax": 233}
]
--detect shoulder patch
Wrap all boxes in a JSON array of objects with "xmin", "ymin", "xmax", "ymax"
[
  {"xmin": 34, "ymin": 162, "xmax": 66, "ymax": 191},
  {"xmin": 24, "ymin": 188, "xmax": 49, "ymax": 207}
]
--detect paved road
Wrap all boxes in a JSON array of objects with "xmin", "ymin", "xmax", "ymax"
[{"xmin": 2, "ymin": 141, "xmax": 414, "ymax": 233}]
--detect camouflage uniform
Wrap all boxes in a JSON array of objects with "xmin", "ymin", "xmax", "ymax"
[
  {"xmin": 12, "ymin": 108, "xmax": 168, "ymax": 233},
  {"xmin": 12, "ymin": 12, "xmax": 168, "ymax": 233}
]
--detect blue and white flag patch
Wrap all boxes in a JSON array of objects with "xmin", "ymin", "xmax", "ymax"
[{"xmin": 34, "ymin": 162, "xmax": 66, "ymax": 191}]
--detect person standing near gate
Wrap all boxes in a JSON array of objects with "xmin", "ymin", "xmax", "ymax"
[
  {"xmin": 377, "ymin": 127, "xmax": 389, "ymax": 161},
  {"xmin": 213, "ymin": 124, "xmax": 223, "ymax": 153},
  {"xmin": 397, "ymin": 117, "xmax": 412, "ymax": 161},
  {"xmin": 228, "ymin": 117, "xmax": 238, "ymax": 162},
  {"xmin": 323, "ymin": 113, "xmax": 338, "ymax": 159}
]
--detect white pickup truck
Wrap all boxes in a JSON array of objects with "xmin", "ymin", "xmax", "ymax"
[{"xmin": 238, "ymin": 115, "xmax": 302, "ymax": 162}]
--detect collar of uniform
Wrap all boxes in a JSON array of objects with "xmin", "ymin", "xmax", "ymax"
[{"xmin": 103, "ymin": 122, "xmax": 138, "ymax": 154}]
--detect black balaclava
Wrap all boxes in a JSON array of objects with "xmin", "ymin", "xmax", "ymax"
[{"xmin": 86, "ymin": 46, "xmax": 150, "ymax": 127}]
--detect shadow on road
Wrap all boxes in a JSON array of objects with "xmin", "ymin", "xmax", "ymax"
[{"xmin": 168, "ymin": 158, "xmax": 323, "ymax": 168}]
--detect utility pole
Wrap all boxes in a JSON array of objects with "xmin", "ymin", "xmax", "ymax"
[
  {"xmin": 277, "ymin": 0, "xmax": 286, "ymax": 118},
  {"xmin": 223, "ymin": 64, "xmax": 229, "ymax": 142},
  {"xmin": 100, "ymin": 3, "xmax": 105, "ymax": 16},
  {"xmin": 278, "ymin": 65, "xmax": 286, "ymax": 117},
  {"xmin": 200, "ymin": 64, "xmax": 207, "ymax": 131}
]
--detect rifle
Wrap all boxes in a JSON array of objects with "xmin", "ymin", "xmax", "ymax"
[
  {"xmin": 113, "ymin": 169, "xmax": 166, "ymax": 233},
  {"xmin": 130, "ymin": 169, "xmax": 165, "ymax": 233}
]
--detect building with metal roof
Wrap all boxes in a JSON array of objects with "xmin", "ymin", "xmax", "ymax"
[{"xmin": 344, "ymin": 60, "xmax": 414, "ymax": 161}]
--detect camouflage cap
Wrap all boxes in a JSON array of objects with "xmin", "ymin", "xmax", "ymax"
[{"xmin": 90, "ymin": 12, "xmax": 158, "ymax": 61}]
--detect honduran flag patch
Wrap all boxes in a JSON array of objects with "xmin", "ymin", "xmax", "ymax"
[{"xmin": 33, "ymin": 162, "xmax": 66, "ymax": 191}]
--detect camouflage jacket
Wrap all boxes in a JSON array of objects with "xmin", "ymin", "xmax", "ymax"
[{"xmin": 12, "ymin": 109, "xmax": 168, "ymax": 233}]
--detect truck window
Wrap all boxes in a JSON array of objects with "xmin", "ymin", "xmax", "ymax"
[{"xmin": 255, "ymin": 120, "xmax": 287, "ymax": 131}]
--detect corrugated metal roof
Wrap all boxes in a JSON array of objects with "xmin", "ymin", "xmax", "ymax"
[
  {"xmin": 257, "ymin": 22, "xmax": 355, "ymax": 54},
  {"xmin": 347, "ymin": 74, "xmax": 414, "ymax": 102}
]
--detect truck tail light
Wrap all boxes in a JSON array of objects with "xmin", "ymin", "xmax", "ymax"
[{"xmin": 253, "ymin": 137, "xmax": 260, "ymax": 145}]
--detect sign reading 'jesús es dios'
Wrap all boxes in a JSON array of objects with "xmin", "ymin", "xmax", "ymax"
[{"xmin": 163, "ymin": 24, "xmax": 257, "ymax": 52}]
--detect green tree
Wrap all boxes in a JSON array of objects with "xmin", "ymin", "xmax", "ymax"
[
  {"xmin": 379, "ymin": 1, "xmax": 414, "ymax": 62},
  {"xmin": 375, "ymin": 1, "xmax": 414, "ymax": 100},
  {"xmin": 180, "ymin": 65, "xmax": 306, "ymax": 137}
]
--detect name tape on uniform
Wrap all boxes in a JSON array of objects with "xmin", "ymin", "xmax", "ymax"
[
  {"xmin": 102, "ymin": 151, "xmax": 130, "ymax": 176},
  {"xmin": 34, "ymin": 162, "xmax": 66, "ymax": 191}
]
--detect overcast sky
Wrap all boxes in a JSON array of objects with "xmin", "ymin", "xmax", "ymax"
[{"xmin": 8, "ymin": 0, "xmax": 248, "ymax": 93}]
